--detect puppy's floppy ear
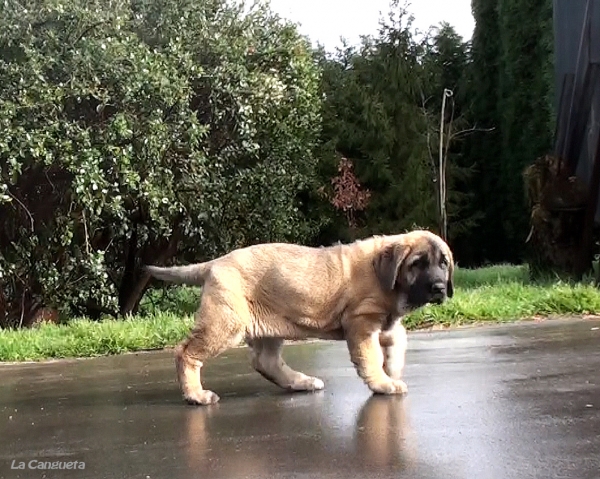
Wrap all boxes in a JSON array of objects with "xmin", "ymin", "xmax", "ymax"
[
  {"xmin": 447, "ymin": 259, "xmax": 455, "ymax": 298},
  {"xmin": 373, "ymin": 243, "xmax": 409, "ymax": 291}
]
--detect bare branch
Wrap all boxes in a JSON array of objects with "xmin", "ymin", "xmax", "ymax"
[
  {"xmin": 450, "ymin": 125, "xmax": 496, "ymax": 140},
  {"xmin": 82, "ymin": 209, "xmax": 91, "ymax": 255},
  {"xmin": 73, "ymin": 21, "xmax": 108, "ymax": 45},
  {"xmin": 438, "ymin": 88, "xmax": 453, "ymax": 242},
  {"xmin": 420, "ymin": 89, "xmax": 436, "ymax": 177},
  {"xmin": 45, "ymin": 170, "xmax": 56, "ymax": 193},
  {"xmin": 444, "ymin": 94, "xmax": 455, "ymax": 164},
  {"xmin": 7, "ymin": 191, "xmax": 35, "ymax": 232},
  {"xmin": 19, "ymin": 291, "xmax": 25, "ymax": 328}
]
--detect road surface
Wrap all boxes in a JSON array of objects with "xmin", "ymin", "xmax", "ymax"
[{"xmin": 1, "ymin": 317, "xmax": 599, "ymax": 479}]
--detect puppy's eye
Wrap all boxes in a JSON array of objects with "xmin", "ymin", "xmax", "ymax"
[
  {"xmin": 410, "ymin": 256, "xmax": 429, "ymax": 268},
  {"xmin": 440, "ymin": 256, "xmax": 449, "ymax": 267}
]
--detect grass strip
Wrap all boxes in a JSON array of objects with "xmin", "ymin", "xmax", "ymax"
[{"xmin": 1, "ymin": 264, "xmax": 599, "ymax": 362}]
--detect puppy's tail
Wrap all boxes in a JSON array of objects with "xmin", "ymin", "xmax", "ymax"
[{"xmin": 144, "ymin": 262, "xmax": 211, "ymax": 286}]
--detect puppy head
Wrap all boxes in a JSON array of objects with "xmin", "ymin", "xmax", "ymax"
[{"xmin": 373, "ymin": 230, "xmax": 454, "ymax": 311}]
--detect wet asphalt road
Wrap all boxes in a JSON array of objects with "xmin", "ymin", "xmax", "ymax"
[{"xmin": 1, "ymin": 317, "xmax": 600, "ymax": 479}]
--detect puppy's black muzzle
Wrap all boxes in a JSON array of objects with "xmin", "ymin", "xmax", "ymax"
[
  {"xmin": 407, "ymin": 278, "xmax": 448, "ymax": 308},
  {"xmin": 429, "ymin": 282, "xmax": 447, "ymax": 304}
]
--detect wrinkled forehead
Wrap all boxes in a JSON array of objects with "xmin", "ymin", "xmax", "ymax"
[{"xmin": 410, "ymin": 236, "xmax": 452, "ymax": 261}]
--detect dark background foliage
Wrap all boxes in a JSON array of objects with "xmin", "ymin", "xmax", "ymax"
[{"xmin": 0, "ymin": 0, "xmax": 556, "ymax": 327}]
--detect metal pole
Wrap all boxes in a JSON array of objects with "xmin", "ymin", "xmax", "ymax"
[{"xmin": 439, "ymin": 89, "xmax": 453, "ymax": 242}]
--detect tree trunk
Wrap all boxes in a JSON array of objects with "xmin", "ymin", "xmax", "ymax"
[{"xmin": 118, "ymin": 226, "xmax": 182, "ymax": 316}]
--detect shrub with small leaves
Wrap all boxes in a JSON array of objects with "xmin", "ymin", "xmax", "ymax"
[{"xmin": 0, "ymin": 0, "xmax": 324, "ymax": 326}]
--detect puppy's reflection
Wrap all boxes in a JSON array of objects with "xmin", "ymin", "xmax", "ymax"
[
  {"xmin": 185, "ymin": 404, "xmax": 271, "ymax": 476},
  {"xmin": 353, "ymin": 395, "xmax": 417, "ymax": 469},
  {"xmin": 183, "ymin": 405, "xmax": 245, "ymax": 474},
  {"xmin": 183, "ymin": 393, "xmax": 415, "ymax": 476}
]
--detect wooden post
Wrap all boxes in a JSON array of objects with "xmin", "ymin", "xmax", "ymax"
[{"xmin": 576, "ymin": 130, "xmax": 600, "ymax": 279}]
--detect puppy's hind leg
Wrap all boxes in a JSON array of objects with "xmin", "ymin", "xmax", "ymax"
[
  {"xmin": 176, "ymin": 301, "xmax": 244, "ymax": 406},
  {"xmin": 248, "ymin": 338, "xmax": 325, "ymax": 392}
]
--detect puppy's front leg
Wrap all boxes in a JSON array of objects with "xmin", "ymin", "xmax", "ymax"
[
  {"xmin": 379, "ymin": 320, "xmax": 407, "ymax": 381},
  {"xmin": 344, "ymin": 318, "xmax": 407, "ymax": 395}
]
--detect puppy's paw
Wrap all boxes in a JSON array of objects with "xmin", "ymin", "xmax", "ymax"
[
  {"xmin": 368, "ymin": 379, "xmax": 408, "ymax": 395},
  {"xmin": 184, "ymin": 389, "xmax": 220, "ymax": 406},
  {"xmin": 383, "ymin": 360, "xmax": 405, "ymax": 381},
  {"xmin": 290, "ymin": 374, "xmax": 325, "ymax": 392}
]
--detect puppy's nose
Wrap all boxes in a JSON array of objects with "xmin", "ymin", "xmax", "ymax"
[{"xmin": 430, "ymin": 283, "xmax": 445, "ymax": 295}]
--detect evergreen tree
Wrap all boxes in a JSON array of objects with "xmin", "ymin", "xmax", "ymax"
[
  {"xmin": 497, "ymin": 0, "xmax": 554, "ymax": 261},
  {"xmin": 459, "ymin": 0, "xmax": 504, "ymax": 265},
  {"xmin": 317, "ymin": 8, "xmax": 437, "ymax": 239},
  {"xmin": 458, "ymin": 0, "xmax": 554, "ymax": 265},
  {"xmin": 316, "ymin": 5, "xmax": 479, "ymax": 244},
  {"xmin": 316, "ymin": 0, "xmax": 555, "ymax": 265}
]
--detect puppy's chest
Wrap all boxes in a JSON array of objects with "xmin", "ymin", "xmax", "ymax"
[{"xmin": 381, "ymin": 313, "xmax": 401, "ymax": 331}]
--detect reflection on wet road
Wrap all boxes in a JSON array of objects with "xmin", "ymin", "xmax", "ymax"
[{"xmin": 1, "ymin": 317, "xmax": 599, "ymax": 479}]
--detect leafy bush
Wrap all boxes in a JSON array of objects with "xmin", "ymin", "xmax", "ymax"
[{"xmin": 0, "ymin": 0, "xmax": 324, "ymax": 326}]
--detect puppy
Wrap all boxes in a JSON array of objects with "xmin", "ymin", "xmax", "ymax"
[{"xmin": 145, "ymin": 229, "xmax": 454, "ymax": 405}]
